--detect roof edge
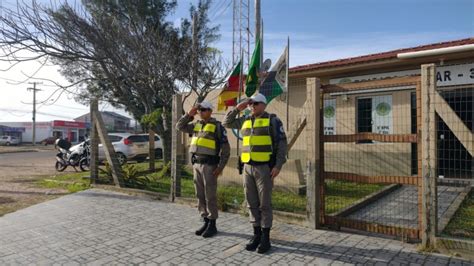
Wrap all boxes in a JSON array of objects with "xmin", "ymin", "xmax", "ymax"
[{"xmin": 290, "ymin": 37, "xmax": 474, "ymax": 73}]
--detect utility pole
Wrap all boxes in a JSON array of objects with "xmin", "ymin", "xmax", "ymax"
[
  {"xmin": 255, "ymin": 0, "xmax": 262, "ymax": 65},
  {"xmin": 27, "ymin": 82, "xmax": 42, "ymax": 146}
]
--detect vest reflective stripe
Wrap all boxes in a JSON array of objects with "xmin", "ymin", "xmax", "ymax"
[
  {"xmin": 242, "ymin": 135, "xmax": 272, "ymax": 146},
  {"xmin": 190, "ymin": 137, "xmax": 215, "ymax": 149},
  {"xmin": 240, "ymin": 116, "xmax": 272, "ymax": 163},
  {"xmin": 189, "ymin": 122, "xmax": 217, "ymax": 156}
]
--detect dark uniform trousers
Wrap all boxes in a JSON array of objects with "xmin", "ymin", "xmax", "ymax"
[
  {"xmin": 193, "ymin": 163, "xmax": 218, "ymax": 220},
  {"xmin": 244, "ymin": 163, "xmax": 273, "ymax": 228}
]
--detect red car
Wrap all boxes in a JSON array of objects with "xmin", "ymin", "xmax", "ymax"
[{"xmin": 40, "ymin": 137, "xmax": 57, "ymax": 146}]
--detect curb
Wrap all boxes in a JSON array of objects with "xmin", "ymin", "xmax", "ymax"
[
  {"xmin": 89, "ymin": 185, "xmax": 307, "ymax": 226},
  {"xmin": 0, "ymin": 149, "xmax": 38, "ymax": 154},
  {"xmin": 436, "ymin": 236, "xmax": 474, "ymax": 261}
]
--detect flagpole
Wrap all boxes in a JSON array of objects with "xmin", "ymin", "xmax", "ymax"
[
  {"xmin": 286, "ymin": 36, "xmax": 290, "ymax": 131},
  {"xmin": 261, "ymin": 19, "xmax": 264, "ymax": 67},
  {"xmin": 236, "ymin": 49, "xmax": 244, "ymax": 158}
]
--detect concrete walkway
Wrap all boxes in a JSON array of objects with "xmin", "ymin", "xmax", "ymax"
[
  {"xmin": 347, "ymin": 185, "xmax": 465, "ymax": 229},
  {"xmin": 0, "ymin": 189, "xmax": 471, "ymax": 265}
]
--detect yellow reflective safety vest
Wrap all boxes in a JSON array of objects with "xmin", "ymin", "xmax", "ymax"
[
  {"xmin": 189, "ymin": 120, "xmax": 218, "ymax": 156},
  {"xmin": 240, "ymin": 113, "xmax": 273, "ymax": 163}
]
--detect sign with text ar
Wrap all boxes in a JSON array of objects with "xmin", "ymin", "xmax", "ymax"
[{"xmin": 330, "ymin": 62, "xmax": 474, "ymax": 87}]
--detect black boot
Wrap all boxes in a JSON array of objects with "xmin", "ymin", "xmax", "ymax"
[
  {"xmin": 245, "ymin": 226, "xmax": 261, "ymax": 251},
  {"xmin": 202, "ymin": 219, "xmax": 217, "ymax": 238},
  {"xmin": 195, "ymin": 217, "xmax": 209, "ymax": 236},
  {"xmin": 257, "ymin": 228, "xmax": 271, "ymax": 254}
]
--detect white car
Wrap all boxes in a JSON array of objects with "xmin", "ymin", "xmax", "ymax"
[
  {"xmin": 138, "ymin": 133, "xmax": 163, "ymax": 159},
  {"xmin": 98, "ymin": 133, "xmax": 149, "ymax": 165},
  {"xmin": 0, "ymin": 136, "xmax": 20, "ymax": 146}
]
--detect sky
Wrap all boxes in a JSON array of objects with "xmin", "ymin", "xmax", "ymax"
[{"xmin": 0, "ymin": 0, "xmax": 473, "ymax": 122}]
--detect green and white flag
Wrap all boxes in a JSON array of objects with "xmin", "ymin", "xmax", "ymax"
[
  {"xmin": 245, "ymin": 39, "xmax": 262, "ymax": 97},
  {"xmin": 259, "ymin": 46, "xmax": 288, "ymax": 103}
]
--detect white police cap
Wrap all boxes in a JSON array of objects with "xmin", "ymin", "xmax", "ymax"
[
  {"xmin": 198, "ymin": 101, "xmax": 214, "ymax": 110},
  {"xmin": 249, "ymin": 93, "xmax": 267, "ymax": 105}
]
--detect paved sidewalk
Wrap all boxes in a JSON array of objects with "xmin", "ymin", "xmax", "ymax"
[{"xmin": 0, "ymin": 189, "xmax": 471, "ymax": 265}]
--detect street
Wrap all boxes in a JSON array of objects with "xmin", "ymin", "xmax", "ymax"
[
  {"xmin": 0, "ymin": 150, "xmax": 71, "ymax": 216},
  {"xmin": 0, "ymin": 150, "xmax": 59, "ymax": 180}
]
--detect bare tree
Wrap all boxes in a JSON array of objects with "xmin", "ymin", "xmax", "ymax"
[
  {"xmin": 180, "ymin": 0, "xmax": 229, "ymax": 105},
  {"xmin": 0, "ymin": 0, "xmax": 187, "ymax": 162}
]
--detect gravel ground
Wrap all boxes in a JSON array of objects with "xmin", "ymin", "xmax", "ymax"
[{"xmin": 0, "ymin": 150, "xmax": 75, "ymax": 216}]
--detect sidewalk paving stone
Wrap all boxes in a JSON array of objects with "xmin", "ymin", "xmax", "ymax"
[{"xmin": 0, "ymin": 189, "xmax": 472, "ymax": 265}]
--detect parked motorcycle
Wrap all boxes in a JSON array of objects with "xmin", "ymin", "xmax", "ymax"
[
  {"xmin": 55, "ymin": 139, "xmax": 90, "ymax": 172},
  {"xmin": 78, "ymin": 140, "xmax": 91, "ymax": 171}
]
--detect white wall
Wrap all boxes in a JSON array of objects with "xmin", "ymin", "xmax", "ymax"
[{"xmin": 0, "ymin": 122, "xmax": 52, "ymax": 143}]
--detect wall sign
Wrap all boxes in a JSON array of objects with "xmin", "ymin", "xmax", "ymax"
[
  {"xmin": 372, "ymin": 95, "xmax": 392, "ymax": 135},
  {"xmin": 330, "ymin": 63, "xmax": 474, "ymax": 87},
  {"xmin": 323, "ymin": 99, "xmax": 336, "ymax": 135}
]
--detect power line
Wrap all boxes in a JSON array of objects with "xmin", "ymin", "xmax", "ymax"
[
  {"xmin": 0, "ymin": 108, "xmax": 76, "ymax": 120},
  {"xmin": 46, "ymin": 103, "xmax": 89, "ymax": 111},
  {"xmin": 211, "ymin": 0, "xmax": 232, "ymax": 21}
]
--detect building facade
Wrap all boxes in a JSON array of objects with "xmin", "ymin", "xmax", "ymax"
[
  {"xmin": 182, "ymin": 37, "xmax": 474, "ymax": 186},
  {"xmin": 0, "ymin": 120, "xmax": 88, "ymax": 144},
  {"xmin": 74, "ymin": 111, "xmax": 131, "ymax": 132},
  {"xmin": 0, "ymin": 125, "xmax": 25, "ymax": 141}
]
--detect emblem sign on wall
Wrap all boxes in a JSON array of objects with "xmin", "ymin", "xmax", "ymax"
[
  {"xmin": 323, "ymin": 99, "xmax": 336, "ymax": 135},
  {"xmin": 372, "ymin": 95, "xmax": 392, "ymax": 135}
]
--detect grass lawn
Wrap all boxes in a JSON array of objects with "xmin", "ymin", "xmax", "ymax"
[
  {"xmin": 443, "ymin": 190, "xmax": 474, "ymax": 239},
  {"xmin": 134, "ymin": 166, "xmax": 385, "ymax": 214},
  {"xmin": 37, "ymin": 172, "xmax": 92, "ymax": 193},
  {"xmin": 38, "ymin": 161, "xmax": 386, "ymax": 215}
]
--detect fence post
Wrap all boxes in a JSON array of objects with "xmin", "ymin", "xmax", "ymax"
[
  {"xmin": 93, "ymin": 106, "xmax": 123, "ymax": 187},
  {"xmin": 148, "ymin": 129, "xmax": 156, "ymax": 172},
  {"xmin": 171, "ymin": 94, "xmax": 184, "ymax": 201},
  {"xmin": 306, "ymin": 77, "xmax": 322, "ymax": 229},
  {"xmin": 90, "ymin": 98, "xmax": 99, "ymax": 183},
  {"xmin": 421, "ymin": 63, "xmax": 438, "ymax": 248}
]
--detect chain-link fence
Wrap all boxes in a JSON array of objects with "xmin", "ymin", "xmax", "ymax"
[
  {"xmin": 169, "ymin": 65, "xmax": 472, "ymax": 244},
  {"xmin": 173, "ymin": 79, "xmax": 309, "ymax": 216},
  {"xmin": 435, "ymin": 86, "xmax": 473, "ymax": 240},
  {"xmin": 320, "ymin": 76, "xmax": 421, "ymax": 239}
]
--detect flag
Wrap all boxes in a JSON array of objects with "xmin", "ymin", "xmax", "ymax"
[
  {"xmin": 217, "ymin": 61, "xmax": 243, "ymax": 111},
  {"xmin": 259, "ymin": 46, "xmax": 288, "ymax": 103},
  {"xmin": 245, "ymin": 38, "xmax": 261, "ymax": 97}
]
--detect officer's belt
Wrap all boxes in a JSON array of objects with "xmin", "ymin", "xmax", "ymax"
[
  {"xmin": 245, "ymin": 160, "xmax": 270, "ymax": 166},
  {"xmin": 191, "ymin": 154, "xmax": 219, "ymax": 165}
]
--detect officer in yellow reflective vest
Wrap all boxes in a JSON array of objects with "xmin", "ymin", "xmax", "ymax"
[
  {"xmin": 176, "ymin": 101, "xmax": 230, "ymax": 238},
  {"xmin": 223, "ymin": 93, "xmax": 288, "ymax": 254}
]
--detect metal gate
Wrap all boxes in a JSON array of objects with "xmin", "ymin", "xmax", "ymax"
[{"xmin": 319, "ymin": 76, "xmax": 422, "ymax": 240}]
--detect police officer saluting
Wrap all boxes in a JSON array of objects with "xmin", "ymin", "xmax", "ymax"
[
  {"xmin": 176, "ymin": 101, "xmax": 230, "ymax": 238},
  {"xmin": 223, "ymin": 93, "xmax": 288, "ymax": 254}
]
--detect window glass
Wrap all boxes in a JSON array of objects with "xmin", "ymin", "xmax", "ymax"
[
  {"xmin": 108, "ymin": 135, "xmax": 122, "ymax": 142},
  {"xmin": 357, "ymin": 98, "xmax": 372, "ymax": 133},
  {"xmin": 128, "ymin": 135, "xmax": 148, "ymax": 142}
]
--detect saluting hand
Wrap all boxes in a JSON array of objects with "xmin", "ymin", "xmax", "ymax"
[
  {"xmin": 236, "ymin": 100, "xmax": 250, "ymax": 111},
  {"xmin": 188, "ymin": 105, "xmax": 199, "ymax": 116}
]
